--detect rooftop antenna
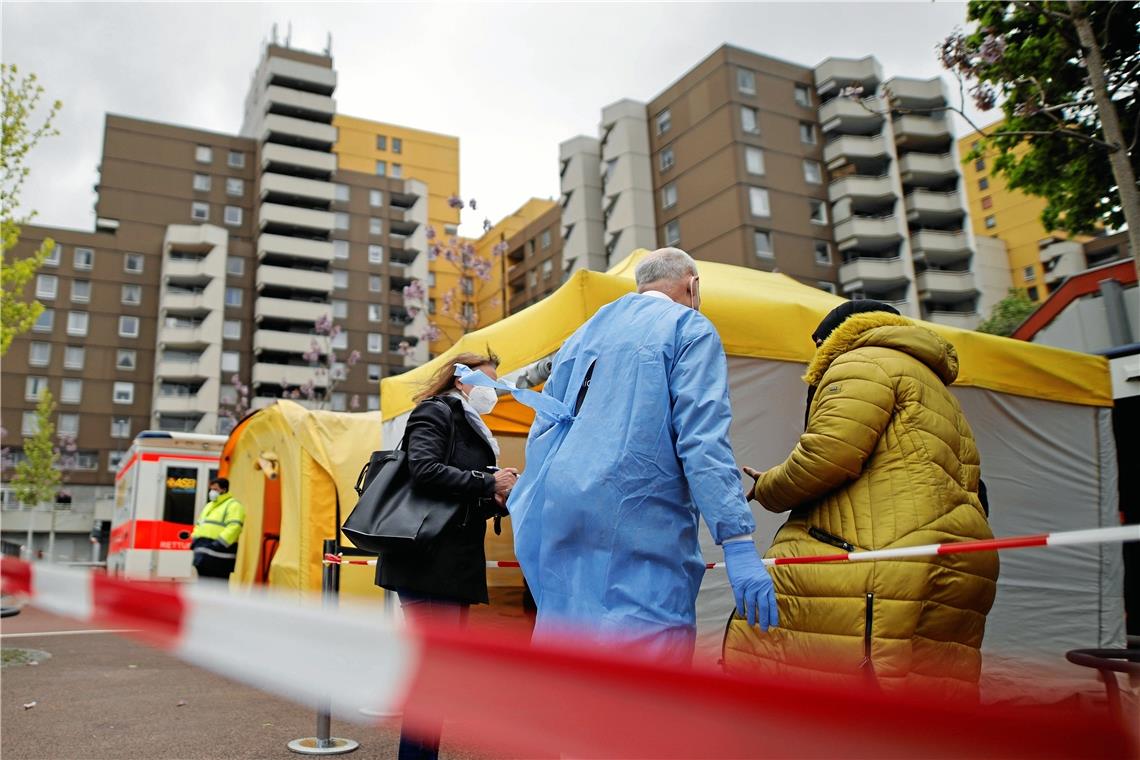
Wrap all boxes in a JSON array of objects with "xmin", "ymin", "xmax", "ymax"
[
  {"xmin": 285, "ymin": 21, "xmax": 292, "ymax": 47},
  {"xmin": 325, "ymin": 32, "xmax": 333, "ymax": 57},
  {"xmin": 271, "ymin": 22, "xmax": 278, "ymax": 45}
]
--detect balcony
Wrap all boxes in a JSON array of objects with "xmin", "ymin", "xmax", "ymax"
[
  {"xmin": 155, "ymin": 357, "xmax": 211, "ymax": 380},
  {"xmin": 815, "ymin": 56, "xmax": 883, "ymax": 98},
  {"xmin": 164, "ymin": 257, "xmax": 213, "ymax": 281},
  {"xmin": 253, "ymin": 329, "xmax": 320, "ymax": 355},
  {"xmin": 910, "ymin": 230, "xmax": 973, "ymax": 267},
  {"xmin": 838, "ymin": 256, "xmax": 910, "ymax": 290},
  {"xmin": 260, "ymin": 172, "xmax": 336, "ymax": 205},
  {"xmin": 256, "ymin": 264, "xmax": 333, "ymax": 294},
  {"xmin": 819, "ymin": 96, "xmax": 884, "ymax": 136},
  {"xmin": 833, "ymin": 215, "xmax": 904, "ymax": 252},
  {"xmin": 162, "ymin": 290, "xmax": 209, "ymax": 312},
  {"xmin": 265, "ymin": 55, "xmax": 337, "ymax": 96},
  {"xmin": 828, "ymin": 175, "xmax": 896, "ymax": 207},
  {"xmin": 823, "ymin": 134, "xmax": 889, "ymax": 170},
  {"xmin": 159, "ymin": 325, "xmax": 209, "ymax": 349},
  {"xmin": 884, "ymin": 76, "xmax": 948, "ymax": 109},
  {"xmin": 263, "ymin": 85, "xmax": 335, "ymax": 120},
  {"xmin": 257, "ymin": 233, "xmax": 334, "ymax": 263},
  {"xmin": 252, "ymin": 362, "xmax": 328, "ymax": 388},
  {"xmin": 388, "ymin": 243, "xmax": 419, "ymax": 267},
  {"xmin": 898, "ymin": 152, "xmax": 958, "ymax": 186},
  {"xmin": 258, "ymin": 203, "xmax": 335, "ymax": 234},
  {"xmin": 916, "ymin": 270, "xmax": 978, "ymax": 302},
  {"xmin": 153, "ymin": 394, "xmax": 206, "ymax": 415},
  {"xmin": 261, "ymin": 113, "xmax": 337, "ymax": 149},
  {"xmin": 904, "ymin": 190, "xmax": 965, "ymax": 225},
  {"xmin": 261, "ymin": 142, "xmax": 337, "ymax": 177},
  {"xmin": 925, "ymin": 310, "xmax": 980, "ymax": 330},
  {"xmin": 254, "ymin": 296, "xmax": 330, "ymax": 324},
  {"xmin": 892, "ymin": 115, "xmax": 952, "ymax": 150}
]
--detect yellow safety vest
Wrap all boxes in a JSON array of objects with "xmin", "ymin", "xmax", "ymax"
[{"xmin": 190, "ymin": 493, "xmax": 245, "ymax": 546}]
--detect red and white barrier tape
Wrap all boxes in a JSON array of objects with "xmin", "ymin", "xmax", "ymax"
[
  {"xmin": 1, "ymin": 554, "xmax": 1134, "ymax": 758},
  {"xmin": 326, "ymin": 524, "xmax": 1140, "ymax": 569}
]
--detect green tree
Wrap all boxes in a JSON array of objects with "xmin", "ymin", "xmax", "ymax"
[
  {"xmin": 10, "ymin": 389, "xmax": 61, "ymax": 509},
  {"xmin": 977, "ymin": 288, "xmax": 1039, "ymax": 336},
  {"xmin": 939, "ymin": 2, "xmax": 1139, "ymax": 277},
  {"xmin": 2, "ymin": 63, "xmax": 62, "ymax": 355}
]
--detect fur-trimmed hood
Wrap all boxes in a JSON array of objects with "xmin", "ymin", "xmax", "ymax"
[{"xmin": 803, "ymin": 311, "xmax": 959, "ymax": 387}]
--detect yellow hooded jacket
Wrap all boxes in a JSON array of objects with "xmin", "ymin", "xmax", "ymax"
[{"xmin": 724, "ymin": 311, "xmax": 998, "ymax": 699}]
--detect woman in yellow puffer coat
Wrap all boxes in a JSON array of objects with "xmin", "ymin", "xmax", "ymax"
[{"xmin": 725, "ymin": 301, "xmax": 998, "ymax": 701}]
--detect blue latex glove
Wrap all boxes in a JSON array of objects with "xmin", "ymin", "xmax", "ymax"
[{"xmin": 723, "ymin": 540, "xmax": 779, "ymax": 631}]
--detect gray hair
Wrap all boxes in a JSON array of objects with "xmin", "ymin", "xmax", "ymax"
[{"xmin": 634, "ymin": 247, "xmax": 698, "ymax": 289}]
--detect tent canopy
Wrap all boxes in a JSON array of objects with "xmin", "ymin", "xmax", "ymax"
[{"xmin": 382, "ymin": 251, "xmax": 1112, "ymax": 433}]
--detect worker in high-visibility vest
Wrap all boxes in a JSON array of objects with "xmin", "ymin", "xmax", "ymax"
[{"xmin": 190, "ymin": 478, "xmax": 245, "ymax": 579}]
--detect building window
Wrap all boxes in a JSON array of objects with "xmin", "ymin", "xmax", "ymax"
[
  {"xmin": 391, "ymin": 137, "xmax": 402, "ymax": 154},
  {"xmin": 369, "ymin": 275, "xmax": 382, "ymax": 292},
  {"xmin": 227, "ymin": 256, "xmax": 244, "ymax": 276},
  {"xmin": 462, "ymin": 302, "xmax": 475, "ymax": 321},
  {"xmin": 36, "ymin": 274, "xmax": 58, "ymax": 299},
  {"xmin": 224, "ymin": 206, "xmax": 242, "ymax": 226},
  {"xmin": 70, "ymin": 279, "xmax": 91, "ymax": 303},
  {"xmin": 1023, "ymin": 265, "xmax": 1036, "ymax": 282},
  {"xmin": 369, "ymin": 189, "xmax": 383, "ymax": 207},
  {"xmin": 662, "ymin": 183, "xmax": 677, "ymax": 209},
  {"xmin": 737, "ymin": 68, "xmax": 757, "ymax": 95},
  {"xmin": 428, "ymin": 298, "xmax": 436, "ymax": 315},
  {"xmin": 67, "ymin": 311, "xmax": 89, "ymax": 337},
  {"xmin": 800, "ymin": 122, "xmax": 817, "ymax": 145},
  {"xmin": 368, "ymin": 333, "xmax": 383, "ymax": 353},
  {"xmin": 195, "ymin": 145, "xmax": 213, "ymax": 163},
  {"xmin": 528, "ymin": 270, "xmax": 538, "ymax": 289},
  {"xmin": 656, "ymin": 109, "xmax": 672, "ymax": 135},
  {"xmin": 368, "ymin": 245, "xmax": 384, "ymax": 264},
  {"xmin": 191, "ymin": 202, "xmax": 209, "ymax": 221},
  {"xmin": 375, "ymin": 160, "xmax": 387, "ymax": 176},
  {"xmin": 227, "ymin": 150, "xmax": 244, "ymax": 168},
  {"xmin": 981, "ymin": 196, "xmax": 993, "ymax": 210},
  {"xmin": 121, "ymin": 284, "xmax": 141, "ymax": 305},
  {"xmin": 108, "ymin": 451, "xmax": 127, "ymax": 472},
  {"xmin": 116, "ymin": 349, "xmax": 136, "ymax": 371},
  {"xmin": 58, "ymin": 413, "xmax": 79, "ymax": 437},
  {"xmin": 1027, "ymin": 285, "xmax": 1039, "ymax": 301},
  {"xmin": 193, "ymin": 173, "xmax": 211, "ymax": 192},
  {"xmin": 113, "ymin": 382, "xmax": 134, "ymax": 404},
  {"xmin": 460, "ymin": 276, "xmax": 475, "ymax": 296},
  {"xmin": 376, "ymin": 135, "xmax": 387, "ymax": 150},
  {"xmin": 984, "ymin": 214, "xmax": 997, "ymax": 229},
  {"xmin": 659, "ymin": 147, "xmax": 675, "ymax": 172},
  {"xmin": 754, "ymin": 230, "xmax": 774, "ymax": 258},
  {"xmin": 328, "ymin": 392, "xmax": 347, "ymax": 412},
  {"xmin": 226, "ymin": 178, "xmax": 244, "ymax": 196},
  {"xmin": 221, "ymin": 351, "xmax": 239, "ymax": 373},
  {"xmin": 333, "ymin": 270, "xmax": 348, "ymax": 290},
  {"xmin": 223, "ymin": 320, "xmax": 241, "ymax": 339},
  {"xmin": 803, "ymin": 160, "xmax": 822, "ymax": 184},
  {"xmin": 818, "ymin": 281, "xmax": 837, "ymax": 294},
  {"xmin": 369, "ymin": 217, "xmax": 383, "ymax": 235},
  {"xmin": 978, "ymin": 177, "xmax": 989, "ymax": 191},
  {"xmin": 33, "ymin": 309, "xmax": 54, "ymax": 333},
  {"xmin": 225, "ymin": 287, "xmax": 242, "ymax": 307},
  {"xmin": 368, "ymin": 304, "xmax": 382, "ymax": 322},
  {"xmin": 29, "ymin": 342, "xmax": 51, "ymax": 367},
  {"xmin": 749, "ymin": 187, "xmax": 771, "ymax": 217},
  {"xmin": 61, "ymin": 378, "xmax": 83, "ymax": 404},
  {"xmin": 331, "ymin": 330, "xmax": 348, "ymax": 350},
  {"xmin": 794, "ymin": 84, "xmax": 812, "ymax": 107},
  {"xmin": 741, "ymin": 106, "xmax": 759, "ymax": 134},
  {"xmin": 64, "ymin": 346, "xmax": 85, "ymax": 370},
  {"xmin": 119, "ymin": 315, "xmax": 140, "ymax": 338},
  {"xmin": 541, "ymin": 229, "xmax": 552, "ymax": 249},
  {"xmin": 542, "ymin": 260, "xmax": 554, "ymax": 279},
  {"xmin": 74, "ymin": 247, "xmax": 94, "ymax": 270},
  {"xmin": 428, "ymin": 272, "xmax": 437, "ymax": 288},
  {"xmin": 25, "ymin": 376, "xmax": 49, "ymax": 401},
  {"xmin": 111, "ymin": 417, "xmax": 131, "ymax": 439},
  {"xmin": 22, "ymin": 412, "xmax": 38, "ymax": 436},
  {"xmin": 333, "ymin": 240, "xmax": 350, "ymax": 260},
  {"xmin": 809, "ymin": 199, "xmax": 828, "ymax": 225},
  {"xmin": 44, "ymin": 244, "xmax": 61, "ymax": 267},
  {"xmin": 391, "ymin": 163, "xmax": 403, "ymax": 178},
  {"xmin": 124, "ymin": 253, "xmax": 144, "ymax": 273},
  {"xmin": 335, "ymin": 212, "xmax": 350, "ymax": 230},
  {"xmin": 664, "ymin": 220, "xmax": 681, "ymax": 246},
  {"xmin": 745, "ymin": 146, "xmax": 765, "ymax": 175},
  {"xmin": 367, "ymin": 394, "xmax": 380, "ymax": 411},
  {"xmin": 814, "ymin": 241, "xmax": 833, "ymax": 265},
  {"xmin": 975, "ymin": 158, "xmax": 986, "ymax": 172},
  {"xmin": 367, "ymin": 364, "xmax": 382, "ymax": 381},
  {"xmin": 332, "ymin": 300, "xmax": 347, "ymax": 319}
]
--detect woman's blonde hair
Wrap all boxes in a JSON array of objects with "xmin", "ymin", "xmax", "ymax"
[{"xmin": 413, "ymin": 349, "xmax": 502, "ymax": 403}]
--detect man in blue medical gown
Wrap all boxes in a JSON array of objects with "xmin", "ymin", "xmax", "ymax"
[{"xmin": 508, "ymin": 247, "xmax": 778, "ymax": 663}]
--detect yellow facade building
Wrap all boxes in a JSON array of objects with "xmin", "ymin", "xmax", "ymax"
[{"xmin": 958, "ymin": 122, "xmax": 1089, "ymax": 303}]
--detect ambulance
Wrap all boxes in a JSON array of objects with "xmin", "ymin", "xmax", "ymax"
[{"xmin": 108, "ymin": 431, "xmax": 227, "ymax": 579}]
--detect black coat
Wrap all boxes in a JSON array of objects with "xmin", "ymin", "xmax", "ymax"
[{"xmin": 375, "ymin": 395, "xmax": 497, "ymax": 604}]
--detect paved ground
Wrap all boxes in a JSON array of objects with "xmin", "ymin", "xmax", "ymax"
[{"xmin": 2, "ymin": 601, "xmax": 531, "ymax": 760}]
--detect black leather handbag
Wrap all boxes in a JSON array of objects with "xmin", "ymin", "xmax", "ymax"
[{"xmin": 341, "ymin": 400, "xmax": 459, "ymax": 554}]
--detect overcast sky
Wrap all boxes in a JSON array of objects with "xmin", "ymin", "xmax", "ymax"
[{"xmin": 4, "ymin": 1, "xmax": 984, "ymax": 237}]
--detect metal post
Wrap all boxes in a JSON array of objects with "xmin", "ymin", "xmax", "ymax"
[{"xmin": 287, "ymin": 539, "xmax": 359, "ymax": 755}]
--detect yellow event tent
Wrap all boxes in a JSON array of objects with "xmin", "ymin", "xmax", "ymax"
[{"xmin": 381, "ymin": 250, "xmax": 1120, "ymax": 695}]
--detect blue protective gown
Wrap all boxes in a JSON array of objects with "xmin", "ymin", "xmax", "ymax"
[{"xmin": 507, "ymin": 293, "xmax": 756, "ymax": 662}]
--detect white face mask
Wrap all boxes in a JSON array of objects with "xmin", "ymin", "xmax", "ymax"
[
  {"xmin": 208, "ymin": 489, "xmax": 220, "ymax": 501},
  {"xmin": 466, "ymin": 385, "xmax": 499, "ymax": 415}
]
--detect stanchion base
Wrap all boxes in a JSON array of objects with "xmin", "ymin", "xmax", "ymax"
[{"xmin": 287, "ymin": 737, "xmax": 359, "ymax": 755}]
